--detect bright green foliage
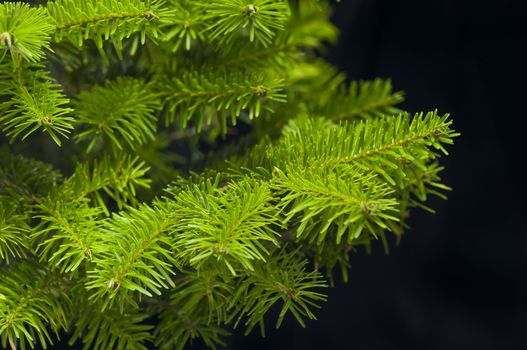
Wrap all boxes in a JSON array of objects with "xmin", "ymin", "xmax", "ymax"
[
  {"xmin": 0, "ymin": 263, "xmax": 71, "ymax": 350},
  {"xmin": 0, "ymin": 1, "xmax": 458, "ymax": 350},
  {"xmin": 0, "ymin": 3, "xmax": 54, "ymax": 65},
  {"xmin": 0, "ymin": 199, "xmax": 29, "ymax": 263},
  {"xmin": 47, "ymin": 0, "xmax": 173, "ymax": 49},
  {"xmin": 159, "ymin": 71, "xmax": 286, "ymax": 132},
  {"xmin": 167, "ymin": 178, "xmax": 280, "ymax": 274},
  {"xmin": 229, "ymin": 248, "xmax": 327, "ymax": 333},
  {"xmin": 86, "ymin": 204, "xmax": 177, "ymax": 310},
  {"xmin": 0, "ymin": 62, "xmax": 74, "ymax": 145},
  {"xmin": 74, "ymin": 77, "xmax": 160, "ymax": 152},
  {"xmin": 205, "ymin": 0, "xmax": 290, "ymax": 46}
]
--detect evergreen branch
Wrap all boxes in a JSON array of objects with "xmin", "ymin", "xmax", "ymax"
[
  {"xmin": 167, "ymin": 270, "xmax": 234, "ymax": 325},
  {"xmin": 46, "ymin": 0, "xmax": 174, "ymax": 48},
  {"xmin": 212, "ymin": 0, "xmax": 338, "ymax": 71},
  {"xmin": 168, "ymin": 179, "xmax": 280, "ymax": 275},
  {"xmin": 324, "ymin": 112, "xmax": 455, "ymax": 168},
  {"xmin": 159, "ymin": 70, "xmax": 286, "ymax": 133},
  {"xmin": 74, "ymin": 77, "xmax": 160, "ymax": 152},
  {"xmin": 272, "ymin": 167, "xmax": 399, "ymax": 244},
  {"xmin": 325, "ymin": 79, "xmax": 404, "ymax": 121},
  {"xmin": 61, "ymin": 155, "xmax": 151, "ymax": 213},
  {"xmin": 69, "ymin": 303, "xmax": 153, "ymax": 350},
  {"xmin": 0, "ymin": 199, "xmax": 30, "ymax": 264},
  {"xmin": 0, "ymin": 62, "xmax": 74, "ymax": 146},
  {"xmin": 161, "ymin": 0, "xmax": 206, "ymax": 52},
  {"xmin": 155, "ymin": 307, "xmax": 229, "ymax": 350},
  {"xmin": 204, "ymin": 0, "xmax": 290, "ymax": 47},
  {"xmin": 271, "ymin": 112, "xmax": 457, "ymax": 184},
  {"xmin": 0, "ymin": 3, "xmax": 54, "ymax": 65},
  {"xmin": 229, "ymin": 248, "xmax": 327, "ymax": 335},
  {"xmin": 159, "ymin": 73, "xmax": 285, "ymax": 133},
  {"xmin": 0, "ymin": 263, "xmax": 71, "ymax": 350},
  {"xmin": 0, "ymin": 148, "xmax": 62, "ymax": 202},
  {"xmin": 86, "ymin": 204, "xmax": 177, "ymax": 310},
  {"xmin": 32, "ymin": 198, "xmax": 103, "ymax": 273}
]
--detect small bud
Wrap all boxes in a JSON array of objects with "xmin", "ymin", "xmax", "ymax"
[
  {"xmin": 243, "ymin": 4, "xmax": 259, "ymax": 16},
  {"xmin": 108, "ymin": 278, "xmax": 120, "ymax": 291}
]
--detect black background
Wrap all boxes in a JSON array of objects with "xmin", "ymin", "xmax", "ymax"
[{"xmin": 229, "ymin": 0, "xmax": 527, "ymax": 349}]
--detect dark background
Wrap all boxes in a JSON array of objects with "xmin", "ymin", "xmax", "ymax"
[{"xmin": 229, "ymin": 0, "xmax": 527, "ymax": 349}]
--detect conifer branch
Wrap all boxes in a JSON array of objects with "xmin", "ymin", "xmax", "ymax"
[
  {"xmin": 0, "ymin": 263, "xmax": 71, "ymax": 350},
  {"xmin": 159, "ymin": 71, "xmax": 286, "ymax": 132},
  {"xmin": 69, "ymin": 302, "xmax": 154, "ymax": 350},
  {"xmin": 204, "ymin": 0, "xmax": 290, "ymax": 47},
  {"xmin": 0, "ymin": 200, "xmax": 30, "ymax": 264},
  {"xmin": 47, "ymin": 0, "xmax": 173, "ymax": 48},
  {"xmin": 168, "ymin": 179, "xmax": 280, "ymax": 275},
  {"xmin": 326, "ymin": 79, "xmax": 404, "ymax": 121},
  {"xmin": 272, "ymin": 168, "xmax": 399, "ymax": 244},
  {"xmin": 0, "ymin": 3, "xmax": 54, "ymax": 65},
  {"xmin": 74, "ymin": 77, "xmax": 160, "ymax": 152},
  {"xmin": 32, "ymin": 198, "xmax": 102, "ymax": 273},
  {"xmin": 0, "ymin": 1, "xmax": 459, "ymax": 348},
  {"xmin": 86, "ymin": 205, "xmax": 177, "ymax": 310},
  {"xmin": 0, "ymin": 62, "xmax": 74, "ymax": 146},
  {"xmin": 0, "ymin": 148, "xmax": 62, "ymax": 202},
  {"xmin": 61, "ymin": 155, "xmax": 151, "ymax": 213},
  {"xmin": 229, "ymin": 249, "xmax": 327, "ymax": 335}
]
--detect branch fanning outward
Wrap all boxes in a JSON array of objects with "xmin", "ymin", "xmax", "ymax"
[
  {"xmin": 0, "ymin": 3, "xmax": 54, "ymax": 65},
  {"xmin": 247, "ymin": 111, "xmax": 457, "ymax": 248},
  {"xmin": 204, "ymin": 0, "xmax": 290, "ymax": 46},
  {"xmin": 74, "ymin": 77, "xmax": 160, "ymax": 152},
  {"xmin": 0, "ymin": 263, "xmax": 71, "ymax": 350},
  {"xmin": 61, "ymin": 155, "xmax": 151, "ymax": 212},
  {"xmin": 167, "ymin": 178, "xmax": 280, "ymax": 275},
  {"xmin": 229, "ymin": 249, "xmax": 327, "ymax": 335},
  {"xmin": 0, "ymin": 62, "xmax": 74, "ymax": 145},
  {"xmin": 159, "ymin": 71, "xmax": 286, "ymax": 133},
  {"xmin": 69, "ymin": 301, "xmax": 154, "ymax": 350},
  {"xmin": 86, "ymin": 204, "xmax": 178, "ymax": 311},
  {"xmin": 0, "ymin": 199, "xmax": 30, "ymax": 263},
  {"xmin": 325, "ymin": 79, "xmax": 405, "ymax": 121},
  {"xmin": 47, "ymin": 0, "xmax": 174, "ymax": 48}
]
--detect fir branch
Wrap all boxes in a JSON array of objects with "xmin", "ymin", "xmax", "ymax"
[
  {"xmin": 0, "ymin": 148, "xmax": 62, "ymax": 202},
  {"xmin": 155, "ymin": 309, "xmax": 229, "ymax": 350},
  {"xmin": 61, "ymin": 155, "xmax": 151, "ymax": 213},
  {"xmin": 0, "ymin": 3, "xmax": 54, "ymax": 65},
  {"xmin": 0, "ymin": 62, "xmax": 74, "ymax": 146},
  {"xmin": 204, "ymin": 0, "xmax": 290, "ymax": 47},
  {"xmin": 32, "ymin": 198, "xmax": 103, "ymax": 273},
  {"xmin": 229, "ymin": 248, "xmax": 327, "ymax": 335},
  {"xmin": 161, "ymin": 0, "xmax": 206, "ymax": 52},
  {"xmin": 47, "ymin": 0, "xmax": 174, "ymax": 48},
  {"xmin": 86, "ymin": 204, "xmax": 177, "ymax": 310},
  {"xmin": 0, "ymin": 263, "xmax": 71, "ymax": 350},
  {"xmin": 74, "ymin": 77, "xmax": 160, "ymax": 152},
  {"xmin": 272, "ymin": 167, "xmax": 399, "ymax": 244},
  {"xmin": 0, "ymin": 199, "xmax": 30, "ymax": 264},
  {"xmin": 166, "ymin": 270, "xmax": 234, "ymax": 325},
  {"xmin": 159, "ymin": 70, "xmax": 286, "ymax": 133},
  {"xmin": 168, "ymin": 179, "xmax": 280, "ymax": 275},
  {"xmin": 69, "ymin": 303, "xmax": 154, "ymax": 350},
  {"xmin": 325, "ymin": 79, "xmax": 404, "ymax": 121},
  {"xmin": 271, "ymin": 112, "xmax": 457, "ymax": 184}
]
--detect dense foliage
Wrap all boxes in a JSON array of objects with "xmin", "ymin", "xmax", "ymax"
[{"xmin": 0, "ymin": 1, "xmax": 458, "ymax": 349}]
